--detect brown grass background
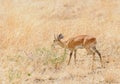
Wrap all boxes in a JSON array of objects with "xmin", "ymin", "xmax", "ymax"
[{"xmin": 0, "ymin": 0, "xmax": 120, "ymax": 84}]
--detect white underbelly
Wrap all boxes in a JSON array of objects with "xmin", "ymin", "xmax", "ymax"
[{"xmin": 75, "ymin": 45, "xmax": 84, "ymax": 49}]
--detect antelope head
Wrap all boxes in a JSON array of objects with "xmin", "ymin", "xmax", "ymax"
[{"xmin": 53, "ymin": 33, "xmax": 64, "ymax": 48}]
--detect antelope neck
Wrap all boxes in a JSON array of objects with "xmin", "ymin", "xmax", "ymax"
[{"xmin": 58, "ymin": 40, "xmax": 67, "ymax": 48}]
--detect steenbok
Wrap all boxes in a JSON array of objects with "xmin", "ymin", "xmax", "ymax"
[{"xmin": 53, "ymin": 33, "xmax": 103, "ymax": 67}]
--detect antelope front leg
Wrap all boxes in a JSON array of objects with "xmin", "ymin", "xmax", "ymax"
[
  {"xmin": 74, "ymin": 50, "xmax": 77, "ymax": 64},
  {"xmin": 68, "ymin": 51, "xmax": 73, "ymax": 65}
]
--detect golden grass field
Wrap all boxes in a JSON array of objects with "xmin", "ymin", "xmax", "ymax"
[{"xmin": 0, "ymin": 0, "xmax": 120, "ymax": 84}]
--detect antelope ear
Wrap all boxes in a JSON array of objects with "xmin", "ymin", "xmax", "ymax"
[{"xmin": 58, "ymin": 33, "xmax": 64, "ymax": 39}]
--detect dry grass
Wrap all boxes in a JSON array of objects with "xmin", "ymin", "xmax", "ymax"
[
  {"xmin": 0, "ymin": 0, "xmax": 120, "ymax": 84},
  {"xmin": 104, "ymin": 71, "xmax": 117, "ymax": 83}
]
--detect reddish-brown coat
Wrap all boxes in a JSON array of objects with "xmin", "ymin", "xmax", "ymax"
[{"xmin": 66, "ymin": 35, "xmax": 96, "ymax": 49}]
